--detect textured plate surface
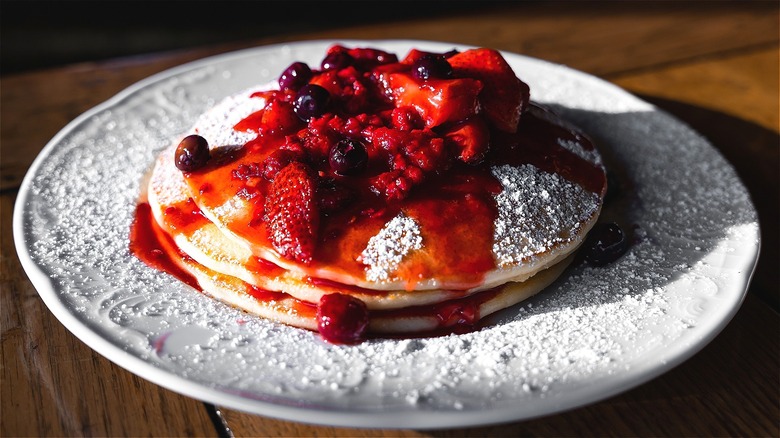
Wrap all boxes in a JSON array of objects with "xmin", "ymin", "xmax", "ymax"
[{"xmin": 13, "ymin": 40, "xmax": 759, "ymax": 429}]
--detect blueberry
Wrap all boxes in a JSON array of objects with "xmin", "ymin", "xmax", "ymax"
[
  {"xmin": 321, "ymin": 51, "xmax": 353, "ymax": 71},
  {"xmin": 583, "ymin": 222, "xmax": 629, "ymax": 266},
  {"xmin": 293, "ymin": 84, "xmax": 330, "ymax": 121},
  {"xmin": 278, "ymin": 62, "xmax": 312, "ymax": 91},
  {"xmin": 412, "ymin": 54, "xmax": 453, "ymax": 80},
  {"xmin": 329, "ymin": 138, "xmax": 368, "ymax": 176},
  {"xmin": 175, "ymin": 135, "xmax": 210, "ymax": 172}
]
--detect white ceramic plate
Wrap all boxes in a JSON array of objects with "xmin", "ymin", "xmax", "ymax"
[{"xmin": 13, "ymin": 40, "xmax": 759, "ymax": 429}]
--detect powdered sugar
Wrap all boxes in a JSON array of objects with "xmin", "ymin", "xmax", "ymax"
[
  {"xmin": 491, "ymin": 164, "xmax": 600, "ymax": 267},
  {"xmin": 557, "ymin": 138, "xmax": 603, "ymax": 167},
  {"xmin": 191, "ymin": 84, "xmax": 272, "ymax": 147},
  {"xmin": 360, "ymin": 214, "xmax": 423, "ymax": 282}
]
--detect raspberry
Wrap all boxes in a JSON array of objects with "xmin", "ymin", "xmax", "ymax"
[
  {"xmin": 261, "ymin": 149, "xmax": 301, "ymax": 181},
  {"xmin": 391, "ymin": 107, "xmax": 424, "ymax": 131},
  {"xmin": 370, "ymin": 170, "xmax": 414, "ymax": 201},
  {"xmin": 298, "ymin": 116, "xmax": 338, "ymax": 159}
]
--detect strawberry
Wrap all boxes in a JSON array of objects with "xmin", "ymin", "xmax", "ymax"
[
  {"xmin": 260, "ymin": 99, "xmax": 302, "ymax": 136},
  {"xmin": 234, "ymin": 98, "xmax": 301, "ymax": 136},
  {"xmin": 264, "ymin": 161, "xmax": 319, "ymax": 264},
  {"xmin": 442, "ymin": 117, "xmax": 491, "ymax": 164},
  {"xmin": 399, "ymin": 48, "xmax": 430, "ymax": 65},
  {"xmin": 448, "ymin": 48, "xmax": 530, "ymax": 133},
  {"xmin": 309, "ymin": 70, "xmax": 343, "ymax": 97},
  {"xmin": 383, "ymin": 72, "xmax": 481, "ymax": 128}
]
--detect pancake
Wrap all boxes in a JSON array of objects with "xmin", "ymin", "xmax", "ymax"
[
  {"xmin": 140, "ymin": 186, "xmax": 575, "ymax": 334},
  {"xmin": 132, "ymin": 45, "xmax": 607, "ymax": 343}
]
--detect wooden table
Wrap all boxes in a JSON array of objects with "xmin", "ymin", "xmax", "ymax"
[{"xmin": 3, "ymin": 2, "xmax": 778, "ymax": 436}]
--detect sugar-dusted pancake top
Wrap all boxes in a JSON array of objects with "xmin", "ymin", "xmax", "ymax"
[{"xmin": 167, "ymin": 46, "xmax": 607, "ymax": 291}]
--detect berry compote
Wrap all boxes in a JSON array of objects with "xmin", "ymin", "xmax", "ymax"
[{"xmin": 134, "ymin": 45, "xmax": 611, "ymax": 344}]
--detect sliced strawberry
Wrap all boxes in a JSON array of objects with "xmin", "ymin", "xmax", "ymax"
[
  {"xmin": 264, "ymin": 162, "xmax": 319, "ymax": 264},
  {"xmin": 235, "ymin": 98, "xmax": 301, "ymax": 136},
  {"xmin": 399, "ymin": 48, "xmax": 429, "ymax": 65},
  {"xmin": 261, "ymin": 99, "xmax": 301, "ymax": 136},
  {"xmin": 442, "ymin": 117, "xmax": 491, "ymax": 164},
  {"xmin": 233, "ymin": 110, "xmax": 265, "ymax": 133},
  {"xmin": 448, "ymin": 48, "xmax": 530, "ymax": 133},
  {"xmin": 382, "ymin": 72, "xmax": 481, "ymax": 128},
  {"xmin": 309, "ymin": 70, "xmax": 343, "ymax": 97}
]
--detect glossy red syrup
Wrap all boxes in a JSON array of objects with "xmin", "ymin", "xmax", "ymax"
[
  {"xmin": 162, "ymin": 197, "xmax": 209, "ymax": 235},
  {"xmin": 306, "ymin": 276, "xmax": 387, "ymax": 296},
  {"xmin": 375, "ymin": 286, "xmax": 501, "ymax": 326},
  {"xmin": 246, "ymin": 285, "xmax": 287, "ymax": 302},
  {"xmin": 491, "ymin": 104, "xmax": 607, "ymax": 195},
  {"xmin": 246, "ymin": 257, "xmax": 286, "ymax": 278},
  {"xmin": 130, "ymin": 202, "xmax": 200, "ymax": 290},
  {"xmin": 398, "ymin": 168, "xmax": 501, "ymax": 288}
]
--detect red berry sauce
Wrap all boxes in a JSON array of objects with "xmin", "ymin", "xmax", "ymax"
[{"xmin": 130, "ymin": 202, "xmax": 200, "ymax": 290}]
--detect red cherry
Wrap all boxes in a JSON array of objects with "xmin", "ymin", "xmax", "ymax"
[
  {"xmin": 175, "ymin": 135, "xmax": 210, "ymax": 172},
  {"xmin": 316, "ymin": 293, "xmax": 369, "ymax": 344},
  {"xmin": 278, "ymin": 62, "xmax": 312, "ymax": 91}
]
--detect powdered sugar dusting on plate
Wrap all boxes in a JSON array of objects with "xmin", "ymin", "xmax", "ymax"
[
  {"xmin": 192, "ymin": 84, "xmax": 272, "ymax": 147},
  {"xmin": 15, "ymin": 40, "xmax": 759, "ymax": 429}
]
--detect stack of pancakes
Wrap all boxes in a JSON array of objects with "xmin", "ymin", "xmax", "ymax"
[{"xmin": 139, "ymin": 81, "xmax": 606, "ymax": 339}]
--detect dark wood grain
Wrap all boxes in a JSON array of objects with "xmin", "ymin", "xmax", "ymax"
[{"xmin": 2, "ymin": 2, "xmax": 778, "ymax": 436}]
